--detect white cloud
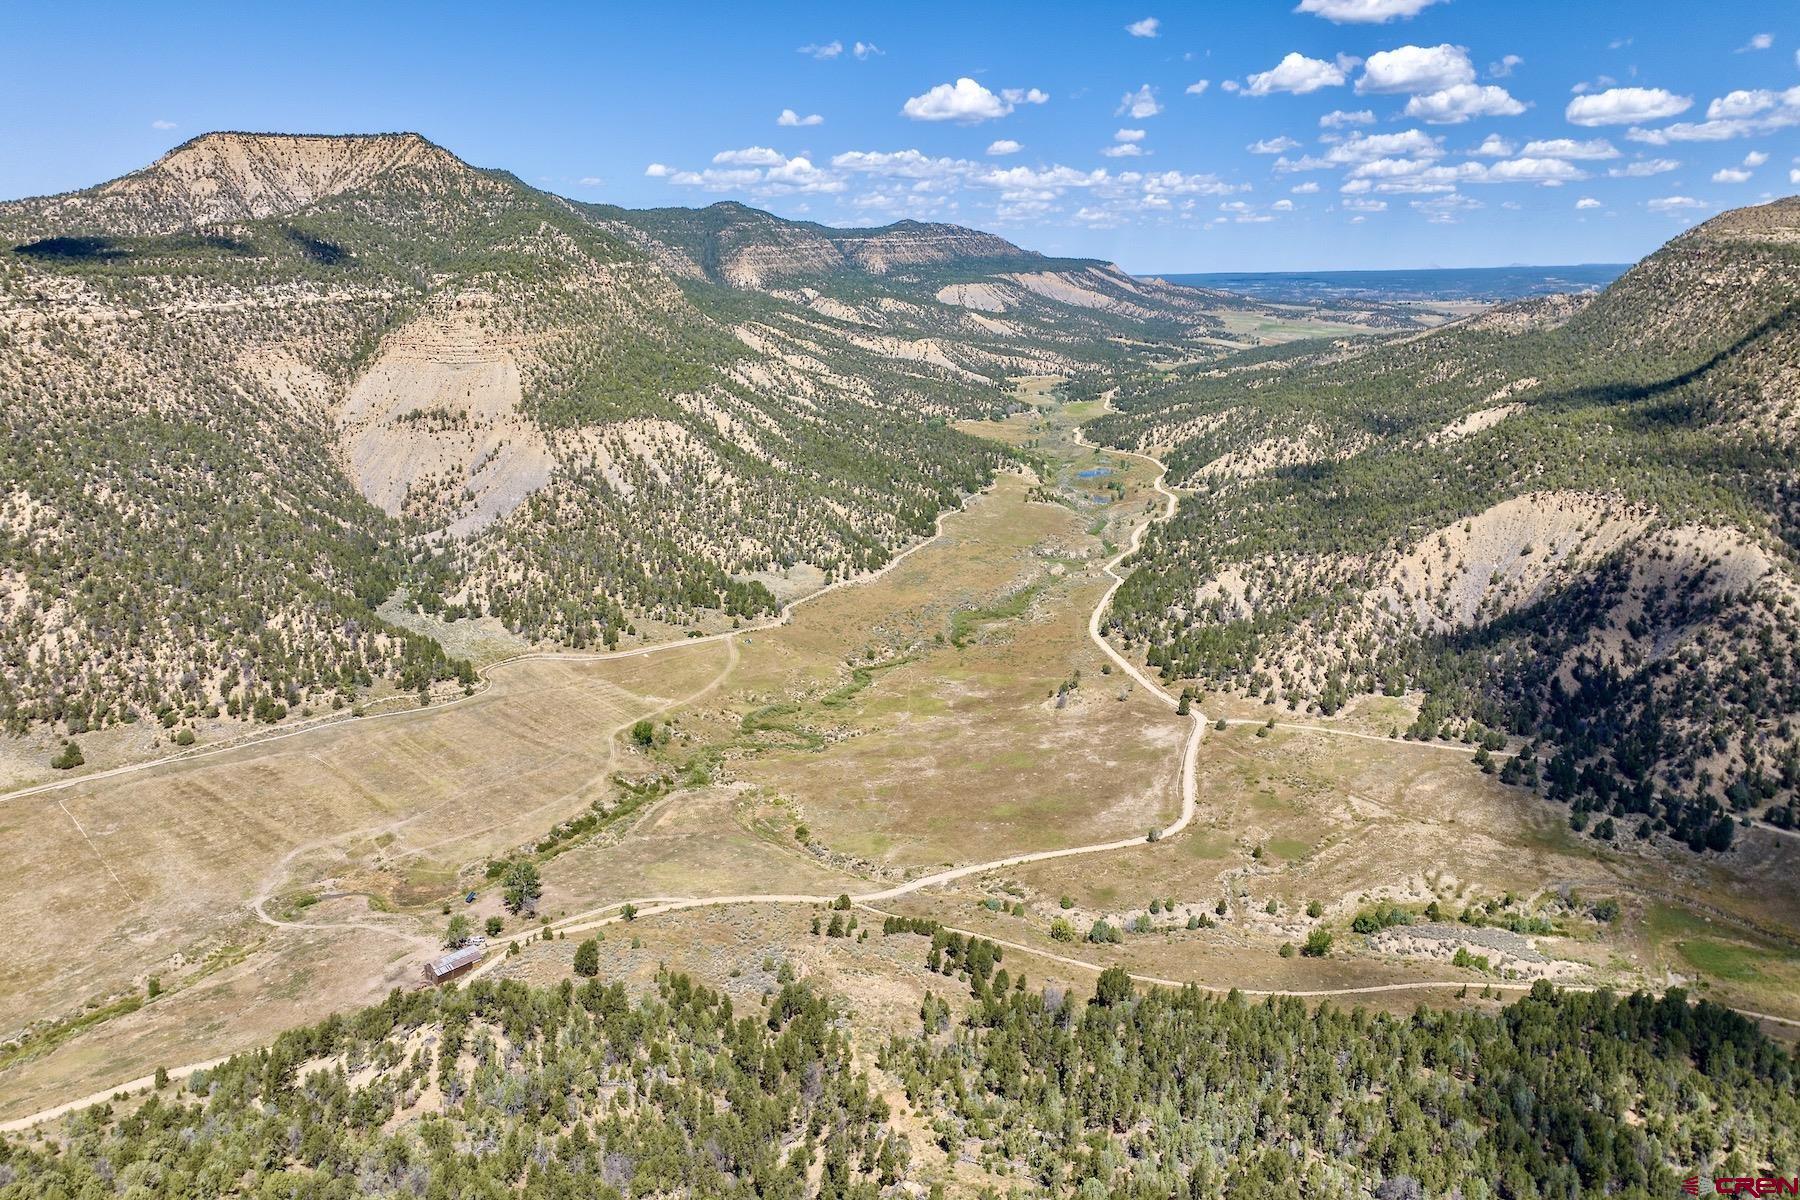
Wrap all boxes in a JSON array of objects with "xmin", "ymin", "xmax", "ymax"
[
  {"xmin": 1126, "ymin": 16, "xmax": 1160, "ymax": 37},
  {"xmin": 151, "ymin": 119, "xmax": 177, "ymax": 131},
  {"xmin": 577, "ymin": 176, "xmax": 603, "ymax": 187},
  {"xmin": 1185, "ymin": 79, "xmax": 1211, "ymax": 95},
  {"xmin": 1101, "ymin": 143, "xmax": 1146, "ymax": 158},
  {"xmin": 1471, "ymin": 134, "xmax": 1515, "ymax": 156},
  {"xmin": 1272, "ymin": 198, "xmax": 1296, "ymax": 210},
  {"xmin": 1291, "ymin": 181, "xmax": 1321, "ymax": 194},
  {"xmin": 985, "ymin": 139, "xmax": 1022, "ymax": 156},
  {"xmin": 713, "ymin": 146, "xmax": 788, "ymax": 167},
  {"xmin": 1575, "ymin": 197, "xmax": 1602, "ymax": 209},
  {"xmin": 1248, "ymin": 135, "xmax": 1302, "ymax": 154},
  {"xmin": 1273, "ymin": 154, "xmax": 1335, "ymax": 172},
  {"xmin": 1245, "ymin": 52, "xmax": 1348, "ymax": 96},
  {"xmin": 1296, "ymin": 0, "xmax": 1445, "ymax": 22},
  {"xmin": 904, "ymin": 79, "xmax": 1019, "ymax": 122},
  {"xmin": 1413, "ymin": 192, "xmax": 1482, "ymax": 223},
  {"xmin": 1002, "ymin": 87, "xmax": 1051, "ymax": 106},
  {"xmin": 1608, "ymin": 158, "xmax": 1679, "ymax": 177},
  {"xmin": 1737, "ymin": 32, "xmax": 1773, "ymax": 52},
  {"xmin": 644, "ymin": 163, "xmax": 674, "ymax": 177},
  {"xmin": 1712, "ymin": 167, "xmax": 1751, "ymax": 183},
  {"xmin": 1116, "ymin": 84, "xmax": 1163, "ymax": 118},
  {"xmin": 1627, "ymin": 90, "xmax": 1800, "ymax": 144},
  {"xmin": 853, "ymin": 41, "xmax": 882, "ymax": 59},
  {"xmin": 1566, "ymin": 87, "xmax": 1692, "ymax": 126},
  {"xmin": 1325, "ymin": 128, "xmax": 1444, "ymax": 163},
  {"xmin": 1115, "ymin": 129, "xmax": 1148, "ymax": 143},
  {"xmin": 1792, "ymin": 168, "xmax": 1800, "ymax": 184},
  {"xmin": 1646, "ymin": 195, "xmax": 1706, "ymax": 212},
  {"xmin": 798, "ymin": 40, "xmax": 843, "ymax": 60},
  {"xmin": 777, "ymin": 109, "xmax": 824, "ymax": 127},
  {"xmin": 1357, "ymin": 44, "xmax": 1474, "ymax": 95},
  {"xmin": 1320, "ymin": 109, "xmax": 1376, "ymax": 128},
  {"xmin": 1742, "ymin": 150, "xmax": 1769, "ymax": 167},
  {"xmin": 1519, "ymin": 138, "xmax": 1618, "ymax": 160},
  {"xmin": 1341, "ymin": 154, "xmax": 1586, "ymax": 193},
  {"xmin": 1342, "ymin": 197, "xmax": 1388, "ymax": 211},
  {"xmin": 1489, "ymin": 54, "xmax": 1523, "ymax": 78},
  {"xmin": 1404, "ymin": 83, "xmax": 1525, "ymax": 124},
  {"xmin": 1708, "ymin": 89, "xmax": 1786, "ymax": 120}
]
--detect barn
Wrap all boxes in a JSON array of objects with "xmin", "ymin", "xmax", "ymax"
[{"xmin": 422, "ymin": 944, "xmax": 483, "ymax": 983}]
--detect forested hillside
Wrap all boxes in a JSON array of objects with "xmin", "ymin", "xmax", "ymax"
[
  {"xmin": 1094, "ymin": 197, "xmax": 1800, "ymax": 848},
  {"xmin": 0, "ymin": 131, "xmax": 1244, "ymax": 741},
  {"xmin": 1, "ymin": 971, "xmax": 1793, "ymax": 1198}
]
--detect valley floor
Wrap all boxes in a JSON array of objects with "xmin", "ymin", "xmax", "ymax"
[{"xmin": 2, "ymin": 384, "xmax": 1797, "ymax": 1128}]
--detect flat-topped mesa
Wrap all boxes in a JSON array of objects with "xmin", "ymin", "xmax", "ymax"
[{"xmin": 8, "ymin": 131, "xmax": 499, "ymax": 236}]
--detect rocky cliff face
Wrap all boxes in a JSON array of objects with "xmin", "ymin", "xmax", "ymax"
[{"xmin": 3, "ymin": 132, "xmax": 504, "ymax": 237}]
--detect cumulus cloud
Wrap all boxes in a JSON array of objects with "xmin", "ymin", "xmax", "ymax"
[
  {"xmin": 1575, "ymin": 197, "xmax": 1602, "ymax": 209},
  {"xmin": 1711, "ymin": 167, "xmax": 1751, "ymax": 183},
  {"xmin": 1248, "ymin": 135, "xmax": 1302, "ymax": 154},
  {"xmin": 852, "ymin": 41, "xmax": 882, "ymax": 59},
  {"xmin": 1471, "ymin": 134, "xmax": 1515, "ymax": 156},
  {"xmin": 798, "ymin": 40, "xmax": 843, "ymax": 60},
  {"xmin": 904, "ymin": 79, "xmax": 1025, "ymax": 122},
  {"xmin": 1116, "ymin": 84, "xmax": 1163, "ymax": 118},
  {"xmin": 1646, "ymin": 195, "xmax": 1706, "ymax": 212},
  {"xmin": 712, "ymin": 146, "xmax": 788, "ymax": 167},
  {"xmin": 151, "ymin": 119, "xmax": 177, "ymax": 130},
  {"xmin": 1608, "ymin": 158, "xmax": 1679, "ymax": 177},
  {"xmin": 777, "ymin": 109, "xmax": 824, "ymax": 127},
  {"xmin": 1341, "ymin": 197, "xmax": 1388, "ymax": 211},
  {"xmin": 1291, "ymin": 181, "xmax": 1321, "ymax": 194},
  {"xmin": 1404, "ymin": 83, "xmax": 1525, "ymax": 123},
  {"xmin": 1743, "ymin": 150, "xmax": 1769, "ymax": 167},
  {"xmin": 1627, "ymin": 89, "xmax": 1800, "ymax": 143},
  {"xmin": 1707, "ymin": 89, "xmax": 1789, "ymax": 120},
  {"xmin": 1325, "ymin": 128, "xmax": 1445, "ymax": 163},
  {"xmin": 1296, "ymin": 0, "xmax": 1445, "ymax": 22},
  {"xmin": 577, "ymin": 176, "xmax": 603, "ymax": 187},
  {"xmin": 1489, "ymin": 54, "xmax": 1524, "ymax": 78},
  {"xmin": 1357, "ymin": 44, "xmax": 1474, "ymax": 95},
  {"xmin": 1002, "ymin": 87, "xmax": 1051, "ymax": 106},
  {"xmin": 1566, "ymin": 87, "xmax": 1692, "ymax": 126},
  {"xmin": 653, "ymin": 148, "xmax": 846, "ymax": 196},
  {"xmin": 1736, "ymin": 32, "xmax": 1773, "ymax": 52},
  {"xmin": 1245, "ymin": 52, "xmax": 1348, "ymax": 96},
  {"xmin": 1413, "ymin": 192, "xmax": 1482, "ymax": 223},
  {"xmin": 1126, "ymin": 16, "xmax": 1160, "ymax": 37},
  {"xmin": 1320, "ymin": 110, "xmax": 1376, "ymax": 131},
  {"xmin": 1185, "ymin": 79, "xmax": 1211, "ymax": 95},
  {"xmin": 985, "ymin": 139, "xmax": 1022, "ymax": 156},
  {"xmin": 1519, "ymin": 138, "xmax": 1618, "ymax": 160},
  {"xmin": 1101, "ymin": 143, "xmax": 1145, "ymax": 158},
  {"xmin": 1341, "ymin": 154, "xmax": 1586, "ymax": 193}
]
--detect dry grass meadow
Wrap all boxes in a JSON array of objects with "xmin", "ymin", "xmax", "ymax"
[{"xmin": 3, "ymin": 384, "xmax": 1797, "ymax": 1121}]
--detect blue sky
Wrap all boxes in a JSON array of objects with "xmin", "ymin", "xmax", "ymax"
[{"xmin": 2, "ymin": 0, "xmax": 1796, "ymax": 271}]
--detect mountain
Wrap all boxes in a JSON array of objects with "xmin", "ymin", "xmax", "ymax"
[
  {"xmin": 1092, "ymin": 196, "xmax": 1800, "ymax": 848},
  {"xmin": 3, "ymin": 130, "xmax": 1337, "ymax": 743}
]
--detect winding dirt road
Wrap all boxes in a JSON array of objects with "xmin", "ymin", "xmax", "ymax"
[{"xmin": 7, "ymin": 424, "xmax": 1795, "ymax": 1135}]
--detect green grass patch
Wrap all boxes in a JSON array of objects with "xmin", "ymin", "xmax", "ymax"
[
  {"xmin": 949, "ymin": 579, "xmax": 1051, "ymax": 648},
  {"xmin": 1676, "ymin": 938, "xmax": 1772, "ymax": 982},
  {"xmin": 1264, "ymin": 837, "xmax": 1312, "ymax": 862}
]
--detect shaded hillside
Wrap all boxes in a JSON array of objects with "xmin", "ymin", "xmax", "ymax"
[{"xmin": 1093, "ymin": 197, "xmax": 1800, "ymax": 847}]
